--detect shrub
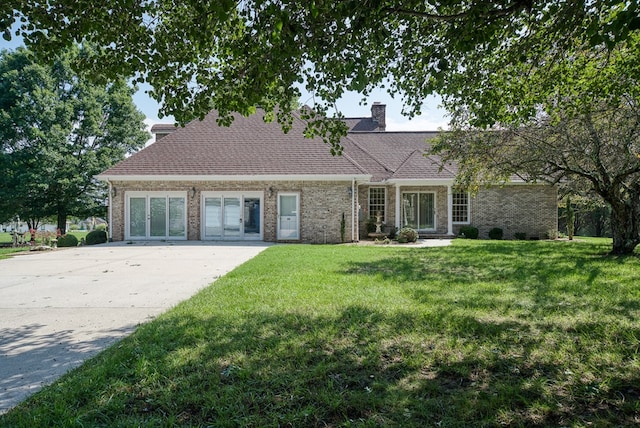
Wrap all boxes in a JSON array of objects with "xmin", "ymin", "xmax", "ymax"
[
  {"xmin": 387, "ymin": 226, "xmax": 397, "ymax": 240},
  {"xmin": 514, "ymin": 232, "xmax": 527, "ymax": 240},
  {"xmin": 86, "ymin": 230, "xmax": 108, "ymax": 245},
  {"xmin": 488, "ymin": 227, "xmax": 504, "ymax": 240},
  {"xmin": 57, "ymin": 234, "xmax": 79, "ymax": 247},
  {"xmin": 459, "ymin": 226, "xmax": 479, "ymax": 239},
  {"xmin": 397, "ymin": 227, "xmax": 418, "ymax": 243},
  {"xmin": 365, "ymin": 218, "xmax": 376, "ymax": 234}
]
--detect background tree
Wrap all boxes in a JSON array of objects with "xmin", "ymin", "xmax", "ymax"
[
  {"xmin": 431, "ymin": 34, "xmax": 640, "ymax": 255},
  {"xmin": 1, "ymin": 1, "xmax": 638, "ymax": 150},
  {"xmin": 2, "ymin": 2, "xmax": 638, "ymax": 251},
  {"xmin": 566, "ymin": 197, "xmax": 575, "ymax": 241},
  {"xmin": 0, "ymin": 47, "xmax": 149, "ymax": 233}
]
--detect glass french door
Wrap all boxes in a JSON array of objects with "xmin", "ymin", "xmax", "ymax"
[
  {"xmin": 277, "ymin": 193, "xmax": 299, "ymax": 240},
  {"xmin": 402, "ymin": 192, "xmax": 435, "ymax": 231},
  {"xmin": 127, "ymin": 192, "xmax": 187, "ymax": 240},
  {"xmin": 223, "ymin": 197, "xmax": 241, "ymax": 237},
  {"xmin": 202, "ymin": 192, "xmax": 262, "ymax": 240}
]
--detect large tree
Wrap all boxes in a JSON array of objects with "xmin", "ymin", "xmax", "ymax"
[
  {"xmin": 0, "ymin": 47, "xmax": 149, "ymax": 233},
  {"xmin": 431, "ymin": 35, "xmax": 640, "ymax": 255},
  {"xmin": 2, "ymin": 2, "xmax": 638, "ymax": 250},
  {"xmin": 2, "ymin": 1, "xmax": 638, "ymax": 150}
]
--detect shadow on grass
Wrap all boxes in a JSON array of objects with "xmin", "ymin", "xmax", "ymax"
[
  {"xmin": 4, "ymin": 303, "xmax": 640, "ymax": 427},
  {"xmin": 344, "ymin": 241, "xmax": 640, "ymax": 320},
  {"xmin": 0, "ymin": 322, "xmax": 137, "ymax": 414},
  {"xmin": 3, "ymin": 241, "xmax": 639, "ymax": 426}
]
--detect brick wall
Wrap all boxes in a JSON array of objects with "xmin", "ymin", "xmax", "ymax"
[
  {"xmin": 109, "ymin": 180, "xmax": 357, "ymax": 244},
  {"xmin": 358, "ymin": 185, "xmax": 449, "ymax": 236},
  {"xmin": 466, "ymin": 185, "xmax": 558, "ymax": 239},
  {"xmin": 358, "ymin": 183, "xmax": 557, "ymax": 239},
  {"xmin": 109, "ymin": 180, "xmax": 556, "ymax": 243}
]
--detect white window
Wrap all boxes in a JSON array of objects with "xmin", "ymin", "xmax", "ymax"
[
  {"xmin": 452, "ymin": 192, "xmax": 470, "ymax": 224},
  {"xmin": 368, "ymin": 187, "xmax": 386, "ymax": 221}
]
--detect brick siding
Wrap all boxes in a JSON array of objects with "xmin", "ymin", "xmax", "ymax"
[
  {"xmin": 109, "ymin": 180, "xmax": 357, "ymax": 244},
  {"xmin": 358, "ymin": 184, "xmax": 557, "ymax": 239},
  {"xmin": 109, "ymin": 181, "xmax": 556, "ymax": 243},
  {"xmin": 466, "ymin": 185, "xmax": 558, "ymax": 239}
]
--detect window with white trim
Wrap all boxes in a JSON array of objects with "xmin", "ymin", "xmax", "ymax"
[
  {"xmin": 452, "ymin": 192, "xmax": 470, "ymax": 223},
  {"xmin": 368, "ymin": 187, "xmax": 386, "ymax": 221}
]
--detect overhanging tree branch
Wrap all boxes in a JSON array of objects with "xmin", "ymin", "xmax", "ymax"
[{"xmin": 382, "ymin": 1, "xmax": 531, "ymax": 22}]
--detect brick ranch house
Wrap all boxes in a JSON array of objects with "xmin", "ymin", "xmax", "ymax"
[{"xmin": 97, "ymin": 103, "xmax": 558, "ymax": 243}]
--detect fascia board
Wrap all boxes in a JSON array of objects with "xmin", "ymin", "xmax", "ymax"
[{"xmin": 96, "ymin": 174, "xmax": 372, "ymax": 182}]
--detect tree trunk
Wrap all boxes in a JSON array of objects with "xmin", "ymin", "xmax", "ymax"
[
  {"xmin": 57, "ymin": 213, "xmax": 67, "ymax": 235},
  {"xmin": 609, "ymin": 200, "xmax": 640, "ymax": 255}
]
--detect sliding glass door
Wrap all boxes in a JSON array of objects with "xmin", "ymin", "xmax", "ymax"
[
  {"xmin": 202, "ymin": 192, "xmax": 262, "ymax": 240},
  {"xmin": 126, "ymin": 192, "xmax": 187, "ymax": 240},
  {"xmin": 402, "ymin": 192, "xmax": 436, "ymax": 231}
]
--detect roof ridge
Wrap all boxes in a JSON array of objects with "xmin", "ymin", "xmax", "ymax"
[
  {"xmin": 427, "ymin": 154, "xmax": 457, "ymax": 176},
  {"xmin": 342, "ymin": 133, "xmax": 396, "ymax": 173},
  {"xmin": 347, "ymin": 130, "xmax": 442, "ymax": 134},
  {"xmin": 291, "ymin": 110, "xmax": 372, "ymax": 176},
  {"xmin": 339, "ymin": 149, "xmax": 369, "ymax": 175},
  {"xmin": 394, "ymin": 149, "xmax": 422, "ymax": 174}
]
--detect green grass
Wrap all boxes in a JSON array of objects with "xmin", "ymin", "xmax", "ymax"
[
  {"xmin": 0, "ymin": 231, "xmax": 91, "ymax": 259},
  {"xmin": 0, "ymin": 231, "xmax": 89, "ymax": 244},
  {"xmin": 2, "ymin": 239, "xmax": 639, "ymax": 427},
  {"xmin": 0, "ymin": 247, "xmax": 28, "ymax": 259}
]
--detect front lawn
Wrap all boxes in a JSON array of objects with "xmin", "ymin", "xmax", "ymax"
[
  {"xmin": 0, "ymin": 231, "xmax": 90, "ymax": 245},
  {"xmin": 2, "ymin": 239, "xmax": 639, "ymax": 427},
  {"xmin": 0, "ymin": 247, "xmax": 28, "ymax": 259}
]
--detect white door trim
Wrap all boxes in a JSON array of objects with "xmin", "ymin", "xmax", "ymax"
[
  {"xmin": 401, "ymin": 191, "xmax": 437, "ymax": 232},
  {"xmin": 277, "ymin": 192, "xmax": 300, "ymax": 240},
  {"xmin": 125, "ymin": 191, "xmax": 188, "ymax": 240},
  {"xmin": 201, "ymin": 191, "xmax": 264, "ymax": 240}
]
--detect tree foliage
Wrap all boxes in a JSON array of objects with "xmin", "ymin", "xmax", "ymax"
[
  {"xmin": 3, "ymin": 1, "xmax": 638, "ymax": 252},
  {"xmin": 432, "ymin": 35, "xmax": 640, "ymax": 254},
  {"xmin": 2, "ymin": 1, "xmax": 638, "ymax": 150},
  {"xmin": 0, "ymin": 47, "xmax": 149, "ymax": 232}
]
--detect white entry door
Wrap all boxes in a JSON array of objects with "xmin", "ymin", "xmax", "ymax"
[
  {"xmin": 277, "ymin": 193, "xmax": 299, "ymax": 240},
  {"xmin": 126, "ymin": 192, "xmax": 187, "ymax": 240}
]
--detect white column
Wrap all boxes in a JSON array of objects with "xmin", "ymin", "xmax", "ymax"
[
  {"xmin": 395, "ymin": 184, "xmax": 401, "ymax": 230},
  {"xmin": 351, "ymin": 178, "xmax": 356, "ymax": 242},
  {"xmin": 447, "ymin": 185, "xmax": 454, "ymax": 235}
]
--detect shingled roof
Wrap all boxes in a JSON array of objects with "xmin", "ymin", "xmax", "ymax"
[
  {"xmin": 99, "ymin": 109, "xmax": 369, "ymax": 180},
  {"xmin": 341, "ymin": 131, "xmax": 456, "ymax": 182},
  {"xmin": 99, "ymin": 108, "xmax": 455, "ymax": 183}
]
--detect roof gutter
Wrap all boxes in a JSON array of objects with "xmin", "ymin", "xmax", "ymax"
[{"xmin": 96, "ymin": 174, "xmax": 372, "ymax": 182}]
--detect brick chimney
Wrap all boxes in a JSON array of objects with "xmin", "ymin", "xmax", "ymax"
[{"xmin": 371, "ymin": 102, "xmax": 386, "ymax": 131}]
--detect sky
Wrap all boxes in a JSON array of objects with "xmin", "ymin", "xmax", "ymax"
[{"xmin": 1, "ymin": 34, "xmax": 449, "ymax": 134}]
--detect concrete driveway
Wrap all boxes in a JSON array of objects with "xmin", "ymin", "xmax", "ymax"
[{"xmin": 0, "ymin": 241, "xmax": 270, "ymax": 414}]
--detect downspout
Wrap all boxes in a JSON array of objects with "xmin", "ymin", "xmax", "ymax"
[
  {"xmin": 107, "ymin": 180, "xmax": 113, "ymax": 241},
  {"xmin": 395, "ymin": 183, "xmax": 401, "ymax": 230},
  {"xmin": 351, "ymin": 177, "xmax": 356, "ymax": 242}
]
